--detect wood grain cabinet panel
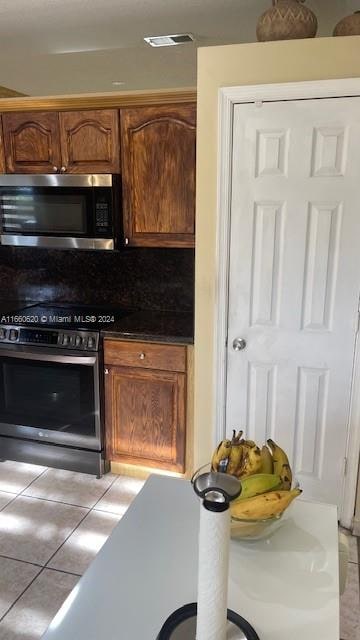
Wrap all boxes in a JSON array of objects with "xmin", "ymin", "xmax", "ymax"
[
  {"xmin": 2, "ymin": 111, "xmax": 61, "ymax": 173},
  {"xmin": 106, "ymin": 366, "xmax": 186, "ymax": 472},
  {"xmin": 59, "ymin": 110, "xmax": 120, "ymax": 173},
  {"xmin": 121, "ymin": 103, "xmax": 196, "ymax": 247},
  {"xmin": 0, "ymin": 119, "xmax": 5, "ymax": 173}
]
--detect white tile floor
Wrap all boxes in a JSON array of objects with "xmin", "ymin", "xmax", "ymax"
[
  {"xmin": 340, "ymin": 528, "xmax": 360, "ymax": 640},
  {"xmin": 0, "ymin": 461, "xmax": 144, "ymax": 640},
  {"xmin": 0, "ymin": 461, "xmax": 358, "ymax": 639}
]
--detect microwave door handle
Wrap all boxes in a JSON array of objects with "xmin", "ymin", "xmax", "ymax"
[{"xmin": 0, "ymin": 350, "xmax": 97, "ymax": 366}]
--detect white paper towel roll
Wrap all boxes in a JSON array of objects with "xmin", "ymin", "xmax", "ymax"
[{"xmin": 196, "ymin": 502, "xmax": 230, "ymax": 640}]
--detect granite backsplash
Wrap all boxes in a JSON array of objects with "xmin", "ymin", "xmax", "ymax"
[{"xmin": 0, "ymin": 246, "xmax": 194, "ymax": 313}]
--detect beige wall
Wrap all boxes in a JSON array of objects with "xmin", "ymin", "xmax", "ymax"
[{"xmin": 194, "ymin": 36, "xmax": 360, "ymax": 468}]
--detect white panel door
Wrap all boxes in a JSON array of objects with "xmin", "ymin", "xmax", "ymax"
[{"xmin": 227, "ymin": 98, "xmax": 360, "ymax": 508}]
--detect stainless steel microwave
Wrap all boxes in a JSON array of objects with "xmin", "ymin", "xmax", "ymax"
[{"xmin": 0, "ymin": 174, "xmax": 120, "ymax": 250}]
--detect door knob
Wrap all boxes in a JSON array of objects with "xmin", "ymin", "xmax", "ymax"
[
  {"xmin": 232, "ymin": 337, "xmax": 247, "ymax": 351},
  {"xmin": 60, "ymin": 166, "xmax": 66, "ymax": 173},
  {"xmin": 53, "ymin": 166, "xmax": 58, "ymax": 172}
]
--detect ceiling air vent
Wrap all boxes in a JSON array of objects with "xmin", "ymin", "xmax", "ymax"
[{"xmin": 144, "ymin": 34, "xmax": 195, "ymax": 47}]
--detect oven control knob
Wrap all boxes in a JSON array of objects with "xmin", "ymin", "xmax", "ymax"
[
  {"xmin": 62, "ymin": 334, "xmax": 70, "ymax": 346},
  {"xmin": 75, "ymin": 335, "xmax": 82, "ymax": 347},
  {"xmin": 9, "ymin": 329, "xmax": 18, "ymax": 341},
  {"xmin": 0, "ymin": 328, "xmax": 5, "ymax": 340},
  {"xmin": 87, "ymin": 336, "xmax": 95, "ymax": 349}
]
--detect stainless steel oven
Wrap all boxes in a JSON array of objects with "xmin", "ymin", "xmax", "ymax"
[
  {"xmin": 0, "ymin": 324, "xmax": 107, "ymax": 476},
  {"xmin": 0, "ymin": 174, "xmax": 120, "ymax": 250}
]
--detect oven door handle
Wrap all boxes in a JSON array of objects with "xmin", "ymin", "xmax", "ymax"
[{"xmin": 0, "ymin": 349, "xmax": 97, "ymax": 366}]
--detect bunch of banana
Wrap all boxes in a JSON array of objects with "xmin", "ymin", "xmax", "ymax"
[
  {"xmin": 211, "ymin": 434, "xmax": 295, "ymax": 484},
  {"xmin": 230, "ymin": 487, "xmax": 301, "ymax": 520},
  {"xmin": 210, "ymin": 434, "xmax": 300, "ymax": 521}
]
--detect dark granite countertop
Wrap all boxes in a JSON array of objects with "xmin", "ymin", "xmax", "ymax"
[
  {"xmin": 0, "ymin": 300, "xmax": 194, "ymax": 345},
  {"xmin": 0, "ymin": 300, "xmax": 37, "ymax": 316},
  {"xmin": 101, "ymin": 310, "xmax": 194, "ymax": 345}
]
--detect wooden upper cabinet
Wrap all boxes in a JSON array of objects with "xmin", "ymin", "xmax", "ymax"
[
  {"xmin": 2, "ymin": 112, "xmax": 61, "ymax": 173},
  {"xmin": 59, "ymin": 110, "xmax": 120, "ymax": 173},
  {"xmin": 0, "ymin": 119, "xmax": 5, "ymax": 173},
  {"xmin": 121, "ymin": 103, "xmax": 196, "ymax": 248}
]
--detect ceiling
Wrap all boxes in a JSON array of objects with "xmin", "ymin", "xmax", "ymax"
[{"xmin": 0, "ymin": 0, "xmax": 358, "ymax": 96}]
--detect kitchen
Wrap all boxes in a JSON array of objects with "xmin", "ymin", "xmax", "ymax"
[
  {"xmin": 0, "ymin": 1, "xmax": 359, "ymax": 640},
  {"xmin": 0, "ymin": 98, "xmax": 195, "ymax": 481}
]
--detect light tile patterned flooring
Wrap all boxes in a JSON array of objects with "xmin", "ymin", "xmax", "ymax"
[
  {"xmin": 0, "ymin": 461, "xmax": 358, "ymax": 639},
  {"xmin": 340, "ymin": 528, "xmax": 360, "ymax": 640},
  {"xmin": 0, "ymin": 461, "xmax": 144, "ymax": 639}
]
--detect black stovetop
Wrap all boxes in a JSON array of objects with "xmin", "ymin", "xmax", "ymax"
[{"xmin": 3, "ymin": 302, "xmax": 136, "ymax": 331}]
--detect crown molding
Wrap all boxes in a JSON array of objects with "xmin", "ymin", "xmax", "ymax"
[{"xmin": 0, "ymin": 87, "xmax": 197, "ymax": 112}]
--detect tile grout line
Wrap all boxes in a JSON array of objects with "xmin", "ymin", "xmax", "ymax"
[
  {"xmin": 0, "ymin": 553, "xmax": 43, "ymax": 569},
  {"xmin": 18, "ymin": 467, "xmax": 49, "ymax": 496},
  {"xmin": 15, "ymin": 493, "xmax": 100, "ymax": 510},
  {"xmin": 0, "ymin": 466, "xmax": 49, "ymax": 514},
  {"xmin": 89, "ymin": 475, "xmax": 120, "ymax": 514},
  {"xmin": 43, "ymin": 475, "xmax": 121, "ymax": 570},
  {"xmin": 44, "ymin": 507, "xmax": 92, "ymax": 570},
  {"xmin": 22, "ymin": 469, "xmax": 119, "ymax": 510},
  {"xmin": 0, "ymin": 566, "xmax": 45, "ymax": 624}
]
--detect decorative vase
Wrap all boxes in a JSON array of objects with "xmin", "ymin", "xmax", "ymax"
[
  {"xmin": 256, "ymin": 0, "xmax": 318, "ymax": 42},
  {"xmin": 333, "ymin": 11, "xmax": 360, "ymax": 37}
]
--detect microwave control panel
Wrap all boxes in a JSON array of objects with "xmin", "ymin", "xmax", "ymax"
[{"xmin": 95, "ymin": 189, "xmax": 112, "ymax": 235}]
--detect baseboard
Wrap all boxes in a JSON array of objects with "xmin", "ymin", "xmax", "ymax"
[
  {"xmin": 110, "ymin": 460, "xmax": 184, "ymax": 480},
  {"xmin": 352, "ymin": 518, "xmax": 360, "ymax": 537}
]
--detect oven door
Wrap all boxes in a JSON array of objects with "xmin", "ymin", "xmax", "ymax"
[{"xmin": 0, "ymin": 346, "xmax": 101, "ymax": 451}]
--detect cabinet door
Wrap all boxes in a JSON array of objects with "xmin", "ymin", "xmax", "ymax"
[
  {"xmin": 121, "ymin": 104, "xmax": 196, "ymax": 247},
  {"xmin": 105, "ymin": 366, "xmax": 186, "ymax": 472},
  {"xmin": 0, "ymin": 118, "xmax": 5, "ymax": 173},
  {"xmin": 59, "ymin": 110, "xmax": 120, "ymax": 174},
  {"xmin": 2, "ymin": 112, "xmax": 61, "ymax": 173}
]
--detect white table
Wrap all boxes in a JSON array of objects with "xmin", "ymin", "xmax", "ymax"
[{"xmin": 42, "ymin": 475, "xmax": 340, "ymax": 640}]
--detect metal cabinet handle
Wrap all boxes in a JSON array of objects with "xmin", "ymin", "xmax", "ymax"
[
  {"xmin": 104, "ymin": 367, "xmax": 109, "ymax": 374},
  {"xmin": 60, "ymin": 166, "xmax": 66, "ymax": 173},
  {"xmin": 124, "ymin": 238, "xmax": 129, "ymax": 245},
  {"xmin": 139, "ymin": 353, "xmax": 146, "ymax": 360},
  {"xmin": 232, "ymin": 338, "xmax": 247, "ymax": 351},
  {"xmin": 53, "ymin": 166, "xmax": 58, "ymax": 172}
]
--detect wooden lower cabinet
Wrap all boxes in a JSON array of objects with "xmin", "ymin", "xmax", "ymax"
[{"xmin": 105, "ymin": 341, "xmax": 186, "ymax": 472}]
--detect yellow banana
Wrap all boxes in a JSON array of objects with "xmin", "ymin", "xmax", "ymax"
[
  {"xmin": 240, "ymin": 438, "xmax": 257, "ymax": 448},
  {"xmin": 230, "ymin": 488, "xmax": 302, "ymax": 520},
  {"xmin": 267, "ymin": 439, "xmax": 293, "ymax": 489},
  {"xmin": 260, "ymin": 445, "xmax": 273, "ymax": 474},
  {"xmin": 239, "ymin": 445, "xmax": 263, "ymax": 477},
  {"xmin": 227, "ymin": 443, "xmax": 244, "ymax": 477},
  {"xmin": 267, "ymin": 438, "xmax": 289, "ymax": 472},
  {"xmin": 236, "ymin": 473, "xmax": 281, "ymax": 500},
  {"xmin": 279, "ymin": 464, "xmax": 292, "ymax": 491},
  {"xmin": 268, "ymin": 440, "xmax": 293, "ymax": 488},
  {"xmin": 211, "ymin": 439, "xmax": 232, "ymax": 472}
]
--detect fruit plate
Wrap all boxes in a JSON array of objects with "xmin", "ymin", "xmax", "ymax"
[{"xmin": 230, "ymin": 512, "xmax": 284, "ymax": 541}]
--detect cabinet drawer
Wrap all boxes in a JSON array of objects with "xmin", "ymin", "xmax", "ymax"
[{"xmin": 104, "ymin": 340, "xmax": 186, "ymax": 372}]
